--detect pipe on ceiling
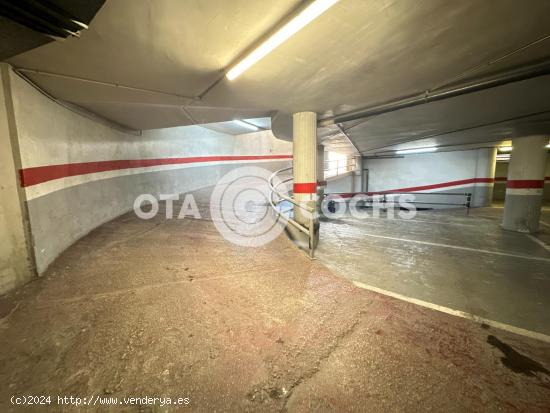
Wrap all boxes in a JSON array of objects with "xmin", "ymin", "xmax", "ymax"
[{"xmin": 318, "ymin": 62, "xmax": 550, "ymax": 127}]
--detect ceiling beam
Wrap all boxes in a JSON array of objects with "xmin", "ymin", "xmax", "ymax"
[{"xmin": 319, "ymin": 61, "xmax": 550, "ymax": 127}]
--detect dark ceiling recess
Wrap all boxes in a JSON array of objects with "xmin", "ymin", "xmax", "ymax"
[{"xmin": 0, "ymin": 0, "xmax": 105, "ymax": 60}]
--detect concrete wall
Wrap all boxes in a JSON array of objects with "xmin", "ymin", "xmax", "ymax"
[
  {"xmin": 361, "ymin": 148, "xmax": 497, "ymax": 208},
  {"xmin": 2, "ymin": 65, "xmax": 292, "ymax": 281},
  {"xmin": 0, "ymin": 66, "xmax": 34, "ymax": 294},
  {"xmin": 493, "ymin": 159, "xmax": 550, "ymax": 201},
  {"xmin": 325, "ymin": 173, "xmax": 354, "ymax": 193},
  {"xmin": 493, "ymin": 162, "xmax": 508, "ymax": 201}
]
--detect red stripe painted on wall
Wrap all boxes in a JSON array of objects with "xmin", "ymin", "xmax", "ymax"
[
  {"xmin": 506, "ymin": 180, "xmax": 544, "ymax": 189},
  {"xmin": 375, "ymin": 177, "xmax": 494, "ymax": 194},
  {"xmin": 19, "ymin": 154, "xmax": 293, "ymax": 187},
  {"xmin": 495, "ymin": 176, "xmax": 550, "ymax": 182},
  {"xmin": 333, "ymin": 177, "xmax": 495, "ymax": 198},
  {"xmin": 293, "ymin": 182, "xmax": 317, "ymax": 193}
]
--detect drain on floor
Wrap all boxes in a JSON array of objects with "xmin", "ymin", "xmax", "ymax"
[{"xmin": 487, "ymin": 335, "xmax": 550, "ymax": 376}]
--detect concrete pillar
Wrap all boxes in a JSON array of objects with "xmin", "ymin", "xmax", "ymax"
[
  {"xmin": 471, "ymin": 148, "xmax": 497, "ymax": 207},
  {"xmin": 502, "ymin": 135, "xmax": 548, "ymax": 232},
  {"xmin": 316, "ymin": 145, "xmax": 325, "ymax": 212},
  {"xmin": 292, "ymin": 112, "xmax": 319, "ymax": 247},
  {"xmin": 352, "ymin": 155, "xmax": 363, "ymax": 193}
]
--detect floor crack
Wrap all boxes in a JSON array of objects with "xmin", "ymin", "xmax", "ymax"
[{"xmin": 280, "ymin": 315, "xmax": 363, "ymax": 411}]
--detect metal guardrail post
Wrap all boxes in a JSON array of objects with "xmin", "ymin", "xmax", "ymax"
[
  {"xmin": 308, "ymin": 215, "xmax": 315, "ymax": 258},
  {"xmin": 268, "ymin": 167, "xmax": 316, "ymax": 259}
]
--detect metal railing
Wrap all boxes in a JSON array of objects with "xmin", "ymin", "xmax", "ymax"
[
  {"xmin": 324, "ymin": 157, "xmax": 356, "ymax": 178},
  {"xmin": 268, "ymin": 166, "xmax": 316, "ymax": 258},
  {"xmin": 327, "ymin": 191, "xmax": 473, "ymax": 214}
]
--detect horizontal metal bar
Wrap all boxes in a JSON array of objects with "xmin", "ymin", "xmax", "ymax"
[
  {"xmin": 324, "ymin": 159, "xmax": 356, "ymax": 164},
  {"xmin": 355, "ymin": 201, "xmax": 468, "ymax": 206},
  {"xmin": 268, "ymin": 165, "xmax": 317, "ymax": 262},
  {"xmin": 328, "ymin": 192, "xmax": 472, "ymax": 197},
  {"xmin": 268, "ymin": 198, "xmax": 310, "ymax": 235},
  {"xmin": 268, "ymin": 167, "xmax": 315, "ymax": 213}
]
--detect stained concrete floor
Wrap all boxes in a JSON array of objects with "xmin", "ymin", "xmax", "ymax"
[
  {"xmin": 317, "ymin": 204, "xmax": 550, "ymax": 337},
  {"xmin": 1, "ymin": 192, "xmax": 550, "ymax": 412}
]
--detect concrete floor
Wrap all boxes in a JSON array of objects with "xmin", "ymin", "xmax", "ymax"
[
  {"xmin": 1, "ymin": 191, "xmax": 550, "ymax": 412},
  {"xmin": 317, "ymin": 204, "xmax": 550, "ymax": 337}
]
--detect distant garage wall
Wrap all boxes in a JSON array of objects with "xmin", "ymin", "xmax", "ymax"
[
  {"xmin": 362, "ymin": 148, "xmax": 497, "ymax": 208},
  {"xmin": 493, "ymin": 159, "xmax": 550, "ymax": 201},
  {"xmin": 325, "ymin": 173, "xmax": 354, "ymax": 193},
  {"xmin": 4, "ymin": 65, "xmax": 292, "ymax": 276}
]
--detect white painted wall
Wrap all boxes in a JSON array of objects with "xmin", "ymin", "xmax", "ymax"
[
  {"xmin": 2, "ymin": 66, "xmax": 292, "ymax": 281},
  {"xmin": 362, "ymin": 148, "xmax": 497, "ymax": 208},
  {"xmin": 0, "ymin": 66, "xmax": 33, "ymax": 293},
  {"xmin": 325, "ymin": 173, "xmax": 354, "ymax": 193}
]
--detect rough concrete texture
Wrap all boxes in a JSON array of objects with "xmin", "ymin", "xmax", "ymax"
[
  {"xmin": 1, "ymin": 190, "xmax": 550, "ymax": 412},
  {"xmin": 317, "ymin": 204, "xmax": 550, "ymax": 336},
  {"xmin": 494, "ymin": 159, "xmax": 550, "ymax": 202},
  {"xmin": 502, "ymin": 194, "xmax": 544, "ymax": 233},
  {"xmin": 4, "ymin": 64, "xmax": 291, "ymax": 277},
  {"xmin": 0, "ymin": 65, "xmax": 33, "ymax": 294}
]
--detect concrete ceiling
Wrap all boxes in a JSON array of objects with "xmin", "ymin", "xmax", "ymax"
[
  {"xmin": 347, "ymin": 74, "xmax": 550, "ymax": 155},
  {"xmin": 4, "ymin": 0, "xmax": 550, "ymax": 152}
]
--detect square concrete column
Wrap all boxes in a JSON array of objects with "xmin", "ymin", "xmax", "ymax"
[{"xmin": 502, "ymin": 135, "xmax": 548, "ymax": 232}]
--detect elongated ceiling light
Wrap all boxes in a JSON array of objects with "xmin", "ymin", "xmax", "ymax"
[
  {"xmin": 234, "ymin": 119, "xmax": 259, "ymax": 131},
  {"xmin": 226, "ymin": 0, "xmax": 339, "ymax": 80},
  {"xmin": 496, "ymin": 154, "xmax": 510, "ymax": 161},
  {"xmin": 395, "ymin": 147, "xmax": 438, "ymax": 155},
  {"xmin": 498, "ymin": 146, "xmax": 513, "ymax": 152}
]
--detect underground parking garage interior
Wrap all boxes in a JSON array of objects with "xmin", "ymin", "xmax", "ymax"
[{"xmin": 2, "ymin": 0, "xmax": 550, "ymax": 412}]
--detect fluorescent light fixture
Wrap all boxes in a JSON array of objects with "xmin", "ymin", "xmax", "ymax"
[
  {"xmin": 546, "ymin": 143, "xmax": 550, "ymax": 149},
  {"xmin": 226, "ymin": 0, "xmax": 339, "ymax": 80},
  {"xmin": 395, "ymin": 147, "xmax": 437, "ymax": 155},
  {"xmin": 234, "ymin": 119, "xmax": 259, "ymax": 131},
  {"xmin": 498, "ymin": 146, "xmax": 513, "ymax": 152}
]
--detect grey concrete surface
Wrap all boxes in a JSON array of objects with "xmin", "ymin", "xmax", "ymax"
[
  {"xmin": 502, "ymin": 135, "xmax": 548, "ymax": 233},
  {"xmin": 361, "ymin": 148, "xmax": 496, "ymax": 208},
  {"xmin": 7, "ymin": 0, "xmax": 550, "ymax": 145},
  {"xmin": 1, "ymin": 188, "xmax": 550, "ymax": 412},
  {"xmin": 4, "ymin": 65, "xmax": 292, "ymax": 279},
  {"xmin": 502, "ymin": 194, "xmax": 545, "ymax": 233},
  {"xmin": 494, "ymin": 159, "xmax": 550, "ymax": 202},
  {"xmin": 0, "ymin": 65, "xmax": 33, "ymax": 294},
  {"xmin": 317, "ymin": 204, "xmax": 550, "ymax": 336},
  {"xmin": 27, "ymin": 161, "xmax": 290, "ymax": 274}
]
